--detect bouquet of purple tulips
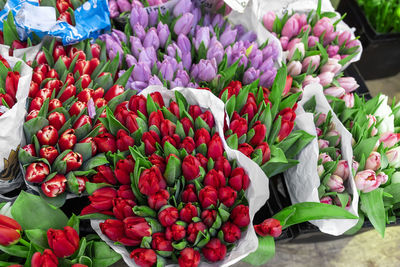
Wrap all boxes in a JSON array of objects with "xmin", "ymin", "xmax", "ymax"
[{"xmin": 100, "ymin": 0, "xmax": 280, "ymax": 93}]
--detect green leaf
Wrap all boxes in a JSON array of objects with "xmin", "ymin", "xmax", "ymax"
[
  {"xmin": 273, "ymin": 202, "xmax": 358, "ymax": 229},
  {"xmin": 353, "ymin": 136, "xmax": 380, "ymax": 162},
  {"xmin": 74, "ymin": 142, "xmax": 93, "ymax": 162},
  {"xmin": 241, "ymin": 236, "xmax": 275, "ymax": 266},
  {"xmin": 38, "ymin": 190, "xmax": 67, "ymax": 208},
  {"xmin": 3, "ymin": 12, "xmax": 19, "ymax": 46},
  {"xmin": 11, "ymin": 191, "xmax": 68, "ymax": 230},
  {"xmin": 360, "ymin": 189, "xmax": 386, "ymax": 237},
  {"xmin": 85, "ymin": 182, "xmax": 112, "ymax": 195},
  {"xmin": 91, "ymin": 241, "xmax": 122, "ymax": 267},
  {"xmin": 82, "ymin": 153, "xmax": 109, "ymax": 171},
  {"xmin": 0, "ymin": 244, "xmax": 29, "ymax": 258},
  {"xmin": 24, "ymin": 117, "xmax": 49, "ymax": 144},
  {"xmin": 269, "ymin": 65, "xmax": 287, "ymax": 118},
  {"xmin": 25, "ymin": 229, "xmax": 49, "ymax": 249}
]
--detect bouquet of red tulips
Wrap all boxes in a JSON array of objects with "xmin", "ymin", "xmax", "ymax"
[
  {"xmin": 0, "ymin": 191, "xmax": 121, "ymax": 266},
  {"xmin": 283, "ymin": 84, "xmax": 359, "ymax": 235},
  {"xmin": 0, "ymin": 54, "xmax": 32, "ymax": 195},
  {"xmin": 18, "ymin": 38, "xmax": 135, "ymax": 205},
  {"xmin": 81, "ymin": 86, "xmax": 269, "ymax": 266}
]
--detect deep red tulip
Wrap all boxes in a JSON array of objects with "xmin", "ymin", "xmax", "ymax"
[
  {"xmin": 199, "ymin": 186, "xmax": 218, "ymax": 209},
  {"xmin": 207, "ymin": 133, "xmax": 224, "ymax": 160},
  {"xmin": 148, "ymin": 189, "xmax": 169, "ymax": 210},
  {"xmin": 34, "ymin": 64, "xmax": 49, "ymax": 75},
  {"xmin": 31, "ymin": 249, "xmax": 58, "ymax": 267},
  {"xmin": 188, "ymin": 105, "xmax": 202, "ymax": 121},
  {"xmin": 181, "ymin": 184, "xmax": 198, "ymax": 203},
  {"xmin": 219, "ymin": 81, "xmax": 242, "ymax": 98},
  {"xmin": 165, "ymin": 223, "xmax": 186, "ymax": 241},
  {"xmin": 199, "ymin": 110, "xmax": 215, "ymax": 129},
  {"xmin": 62, "ymin": 151, "xmax": 82, "ymax": 172},
  {"xmin": 202, "ymin": 238, "xmax": 227, "ymax": 262},
  {"xmin": 168, "ymin": 101, "xmax": 180, "ymax": 118},
  {"xmin": 73, "ymin": 114, "xmax": 92, "ymax": 129},
  {"xmin": 128, "ymin": 95, "xmax": 147, "ymax": 116},
  {"xmin": 58, "ymin": 11, "xmax": 72, "ymax": 24},
  {"xmin": 25, "ymin": 162, "xmax": 50, "ymax": 183},
  {"xmin": 194, "ymin": 128, "xmax": 211, "ymax": 147},
  {"xmin": 0, "ymin": 214, "xmax": 22, "ymax": 246},
  {"xmin": 178, "ymin": 248, "xmax": 200, "ymax": 267},
  {"xmin": 230, "ymin": 204, "xmax": 250, "ymax": 228},
  {"xmin": 29, "ymin": 81, "xmax": 39, "ymax": 98},
  {"xmin": 151, "ymin": 232, "xmax": 173, "ymax": 252},
  {"xmin": 240, "ymin": 101, "xmax": 258, "ymax": 122},
  {"xmin": 181, "ymin": 117, "xmax": 193, "ymax": 135},
  {"xmin": 238, "ymin": 143, "xmax": 254, "ymax": 157},
  {"xmin": 221, "ymin": 221, "xmax": 241, "ymax": 243},
  {"xmin": 104, "ymin": 84, "xmax": 124, "ymax": 101},
  {"xmin": 77, "ymin": 88, "xmax": 94, "ymax": 103},
  {"xmin": 201, "ymin": 209, "xmax": 217, "ymax": 228},
  {"xmin": 39, "ymin": 146, "xmax": 59, "ymax": 165},
  {"xmin": 92, "ymin": 165, "xmax": 117, "ymax": 185},
  {"xmin": 195, "ymin": 153, "xmax": 208, "ymax": 170},
  {"xmin": 160, "ymin": 119, "xmax": 176, "ymax": 137},
  {"xmin": 180, "ymin": 136, "xmax": 195, "ymax": 154},
  {"xmin": 254, "ymin": 218, "xmax": 282, "ymax": 237},
  {"xmin": 32, "ymin": 71, "xmax": 45, "ymax": 85},
  {"xmin": 204, "ymin": 169, "xmax": 226, "ymax": 189},
  {"xmin": 112, "ymin": 197, "xmax": 135, "ymax": 220},
  {"xmin": 116, "ymin": 129, "xmax": 135, "ymax": 152},
  {"xmin": 41, "ymin": 174, "xmax": 67, "ymax": 197},
  {"xmin": 69, "ymin": 101, "xmax": 87, "ymax": 117},
  {"xmin": 125, "ymin": 111, "xmax": 139, "ymax": 133},
  {"xmin": 52, "ymin": 45, "xmax": 66, "ymax": 62},
  {"xmin": 179, "ymin": 203, "xmax": 198, "ymax": 223},
  {"xmin": 187, "ymin": 222, "xmax": 206, "ymax": 243},
  {"xmin": 218, "ymin": 186, "xmax": 237, "ymax": 207},
  {"xmin": 124, "ymin": 217, "xmax": 152, "ymax": 245},
  {"xmin": 214, "ymin": 156, "xmax": 231, "ymax": 177},
  {"xmin": 148, "ymin": 110, "xmax": 164, "ymax": 130},
  {"xmin": 69, "ymin": 47, "xmax": 86, "ymax": 61},
  {"xmin": 229, "ymin": 117, "xmax": 248, "ymax": 138},
  {"xmin": 60, "ymin": 55, "xmax": 72, "ymax": 70},
  {"xmin": 278, "ymin": 119, "xmax": 294, "ymax": 142},
  {"xmin": 150, "ymin": 92, "xmax": 165, "ymax": 107},
  {"xmin": 142, "ymin": 130, "xmax": 160, "ymax": 155},
  {"xmin": 138, "ymin": 166, "xmax": 166, "ymax": 196},
  {"xmin": 278, "ymin": 107, "xmax": 296, "ymax": 122},
  {"xmin": 5, "ymin": 71, "xmax": 19, "ymax": 100},
  {"xmin": 59, "ymin": 85, "xmax": 76, "ymax": 102},
  {"xmin": 250, "ymin": 121, "xmax": 267, "ymax": 146},
  {"xmin": 229, "ymin": 167, "xmax": 250, "ymax": 191},
  {"xmin": 148, "ymin": 154, "xmax": 166, "ymax": 173},
  {"xmin": 114, "ymin": 156, "xmax": 135, "ymax": 185},
  {"xmin": 158, "ymin": 206, "xmax": 179, "ymax": 227},
  {"xmin": 130, "ymin": 248, "xmax": 157, "ymax": 267},
  {"xmin": 182, "ymin": 155, "xmax": 201, "ymax": 181},
  {"xmin": 48, "ymin": 111, "xmax": 66, "ymax": 131},
  {"xmin": 99, "ymin": 219, "xmax": 125, "ymax": 244},
  {"xmin": 89, "ymin": 187, "xmax": 117, "ymax": 211},
  {"xmin": 255, "ymin": 142, "xmax": 271, "ymax": 164},
  {"xmin": 47, "ymin": 226, "xmax": 79, "ymax": 257},
  {"xmin": 94, "ymin": 133, "xmax": 117, "ymax": 153},
  {"xmin": 22, "ymin": 144, "xmax": 36, "ymax": 157},
  {"xmin": 161, "ymin": 135, "xmax": 179, "ymax": 148},
  {"xmin": 117, "ymin": 185, "xmax": 135, "ymax": 200}
]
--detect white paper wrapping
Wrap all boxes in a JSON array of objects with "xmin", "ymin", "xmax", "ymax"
[
  {"xmin": 91, "ymin": 86, "xmax": 269, "ymax": 267},
  {"xmin": 0, "ymin": 55, "xmax": 32, "ymax": 194},
  {"xmin": 248, "ymin": 0, "xmax": 362, "ymax": 67},
  {"xmin": 284, "ymin": 83, "xmax": 359, "ymax": 235},
  {"xmin": 0, "ymin": 41, "xmax": 42, "ymax": 62}
]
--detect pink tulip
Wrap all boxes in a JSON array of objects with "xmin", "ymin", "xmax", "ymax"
[
  {"xmin": 320, "ymin": 196, "xmax": 333, "ymax": 205},
  {"xmin": 281, "ymin": 17, "xmax": 300, "ymax": 39},
  {"xmin": 354, "ymin": 170, "xmax": 380, "ymax": 193},
  {"xmin": 321, "ymin": 58, "xmax": 341, "ymax": 74},
  {"xmin": 318, "ymin": 72, "xmax": 335, "ymax": 86},
  {"xmin": 327, "ymin": 45, "xmax": 339, "ymax": 58},
  {"xmin": 315, "ymin": 113, "xmax": 326, "ymax": 127},
  {"xmin": 293, "ymin": 13, "xmax": 307, "ymax": 28},
  {"xmin": 318, "ymin": 153, "xmax": 332, "ymax": 164},
  {"xmin": 325, "ymin": 130, "xmax": 341, "ymax": 147},
  {"xmin": 324, "ymin": 86, "xmax": 345, "ymax": 98},
  {"xmin": 387, "ymin": 147, "xmax": 400, "ymax": 168},
  {"xmin": 365, "ymin": 152, "xmax": 381, "ymax": 171},
  {"xmin": 327, "ymin": 175, "xmax": 345, "ymax": 193},
  {"xmin": 341, "ymin": 93, "xmax": 354, "ymax": 108},
  {"xmin": 302, "ymin": 75, "xmax": 320, "ymax": 88},
  {"xmin": 337, "ymin": 77, "xmax": 359, "ymax": 93},
  {"xmin": 317, "ymin": 165, "xmax": 324, "ymax": 177},
  {"xmin": 287, "ymin": 61, "xmax": 302, "ymax": 76},
  {"xmin": 318, "ymin": 139, "xmax": 329, "ymax": 149},
  {"xmin": 313, "ymin": 17, "xmax": 334, "ymax": 37},
  {"xmin": 302, "ymin": 55, "xmax": 320, "ymax": 72},
  {"xmin": 352, "ymin": 159, "xmax": 359, "ymax": 172},
  {"xmin": 307, "ymin": 36, "xmax": 319, "ymax": 47},
  {"xmin": 287, "ymin": 43, "xmax": 305, "ymax": 61},
  {"xmin": 338, "ymin": 31, "xmax": 352, "ymax": 45},
  {"xmin": 377, "ymin": 172, "xmax": 388, "ymax": 185},
  {"xmin": 286, "ymin": 38, "xmax": 301, "ymax": 51},
  {"xmin": 333, "ymin": 160, "xmax": 350, "ymax": 180},
  {"xmin": 263, "ymin": 11, "xmax": 276, "ymax": 32},
  {"xmin": 379, "ymin": 132, "xmax": 400, "ymax": 148}
]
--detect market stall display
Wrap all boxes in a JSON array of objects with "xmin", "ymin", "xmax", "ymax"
[{"xmin": 0, "ymin": 0, "xmax": 399, "ymax": 266}]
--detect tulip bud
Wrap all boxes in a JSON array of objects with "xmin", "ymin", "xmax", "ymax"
[
  {"xmin": 142, "ymin": 130, "xmax": 160, "ymax": 155},
  {"xmin": 318, "ymin": 139, "xmax": 329, "ymax": 149},
  {"xmin": 158, "ymin": 206, "xmax": 179, "ymax": 227},
  {"xmin": 333, "ymin": 160, "xmax": 350, "ymax": 180},
  {"xmin": 130, "ymin": 248, "xmax": 157, "ymax": 267},
  {"xmin": 355, "ymin": 170, "xmax": 381, "ymax": 193},
  {"xmin": 377, "ymin": 172, "xmax": 388, "ymax": 185},
  {"xmin": 37, "ymin": 126, "xmax": 59, "ymax": 146},
  {"xmin": 263, "ymin": 11, "xmax": 276, "ymax": 32},
  {"xmin": 199, "ymin": 185, "xmax": 218, "ymax": 209},
  {"xmin": 214, "ymin": 156, "xmax": 232, "ymax": 177},
  {"xmin": 25, "ymin": 162, "xmax": 50, "ymax": 183},
  {"xmin": 124, "ymin": 217, "xmax": 152, "ymax": 244},
  {"xmin": 0, "ymin": 214, "xmax": 22, "ymax": 246},
  {"xmin": 179, "ymin": 203, "xmax": 198, "ymax": 223},
  {"xmin": 341, "ymin": 93, "xmax": 355, "ymax": 108},
  {"xmin": 112, "ymin": 198, "xmax": 135, "ymax": 220},
  {"xmin": 151, "ymin": 232, "xmax": 173, "ymax": 253},
  {"xmin": 139, "ymin": 166, "xmax": 166, "ymax": 196},
  {"xmin": 320, "ymin": 196, "xmax": 333, "ymax": 205},
  {"xmin": 22, "ymin": 144, "xmax": 36, "ymax": 157},
  {"xmin": 221, "ymin": 221, "xmax": 241, "ymax": 243},
  {"xmin": 207, "ymin": 134, "xmax": 224, "ymax": 160},
  {"xmin": 187, "ymin": 222, "xmax": 206, "ymax": 243},
  {"xmin": 324, "ymin": 86, "xmax": 345, "ymax": 98},
  {"xmin": 204, "ymin": 169, "xmax": 226, "ymax": 189},
  {"xmin": 230, "ymin": 204, "xmax": 250, "ymax": 228},
  {"xmin": 182, "ymin": 155, "xmax": 201, "ymax": 181},
  {"xmin": 281, "ymin": 16, "xmax": 300, "ymax": 39},
  {"xmin": 379, "ymin": 132, "xmax": 400, "ymax": 148},
  {"xmin": 254, "ymin": 218, "xmax": 282, "ymax": 237},
  {"xmin": 327, "ymin": 175, "xmax": 345, "ymax": 193},
  {"xmin": 218, "ymin": 186, "xmax": 237, "ymax": 207},
  {"xmin": 337, "ymin": 77, "xmax": 359, "ymax": 93},
  {"xmin": 179, "ymin": 247, "xmax": 200, "ymax": 267},
  {"xmin": 94, "ymin": 133, "xmax": 117, "ymax": 153},
  {"xmin": 182, "ymin": 184, "xmax": 198, "ymax": 203},
  {"xmin": 148, "ymin": 189, "xmax": 169, "ymax": 211},
  {"xmin": 47, "ymin": 226, "xmax": 79, "ymax": 258},
  {"xmin": 318, "ymin": 72, "xmax": 335, "ymax": 86},
  {"xmin": 365, "ymin": 152, "xmax": 381, "ymax": 171},
  {"xmin": 31, "ymin": 249, "xmax": 58, "ymax": 267},
  {"xmin": 202, "ymin": 238, "xmax": 227, "ymax": 262},
  {"xmin": 387, "ymin": 147, "xmax": 400, "ymax": 168},
  {"xmin": 88, "ymin": 187, "xmax": 117, "ymax": 211}
]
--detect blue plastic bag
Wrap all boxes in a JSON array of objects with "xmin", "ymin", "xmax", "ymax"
[{"xmin": 0, "ymin": 0, "xmax": 39, "ymax": 31}]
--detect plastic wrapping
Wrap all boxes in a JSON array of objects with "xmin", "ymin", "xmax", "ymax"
[
  {"xmin": 284, "ymin": 83, "xmax": 359, "ymax": 236},
  {"xmin": 91, "ymin": 86, "xmax": 269, "ymax": 267}
]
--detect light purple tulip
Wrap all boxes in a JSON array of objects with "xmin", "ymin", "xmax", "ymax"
[
  {"xmin": 133, "ymin": 23, "xmax": 146, "ymax": 41},
  {"xmin": 324, "ymin": 31, "xmax": 339, "ymax": 46},
  {"xmin": 131, "ymin": 0, "xmax": 144, "ymax": 8},
  {"xmin": 148, "ymin": 75, "xmax": 163, "ymax": 86},
  {"xmin": 287, "ymin": 61, "xmax": 302, "ymax": 76},
  {"xmin": 132, "ymin": 62, "xmax": 151, "ymax": 82},
  {"xmin": 174, "ymin": 13, "xmax": 194, "ymax": 35},
  {"xmin": 262, "ymin": 43, "xmax": 279, "ymax": 60},
  {"xmin": 167, "ymin": 43, "xmax": 182, "ymax": 59},
  {"xmin": 109, "ymin": 0, "xmax": 119, "ymax": 18},
  {"xmin": 195, "ymin": 27, "xmax": 210, "ymax": 50},
  {"xmin": 131, "ymin": 81, "xmax": 148, "ymax": 92},
  {"xmin": 220, "ymin": 26, "xmax": 237, "ymax": 47},
  {"xmin": 243, "ymin": 67, "xmax": 260, "ymax": 85},
  {"xmin": 337, "ymin": 77, "xmax": 359, "ymax": 93},
  {"xmin": 327, "ymin": 175, "xmax": 345, "ymax": 193},
  {"xmin": 263, "ymin": 11, "xmax": 276, "ymax": 32},
  {"xmin": 117, "ymin": 0, "xmax": 131, "ymax": 12},
  {"xmin": 175, "ymin": 69, "xmax": 190, "ymax": 86},
  {"xmin": 139, "ymin": 47, "xmax": 157, "ymax": 69},
  {"xmin": 281, "ymin": 17, "xmax": 300, "ymax": 39},
  {"xmin": 203, "ymin": 13, "xmax": 211, "ymax": 26},
  {"xmin": 192, "ymin": 7, "xmax": 201, "ymax": 28},
  {"xmin": 324, "ymin": 86, "xmax": 345, "ymax": 98},
  {"xmin": 181, "ymin": 53, "xmax": 192, "ymax": 71},
  {"xmin": 173, "ymin": 0, "xmax": 192, "ymax": 17},
  {"xmin": 191, "ymin": 59, "xmax": 218, "ymax": 82},
  {"xmin": 207, "ymin": 39, "xmax": 224, "ymax": 64},
  {"xmin": 160, "ymin": 59, "xmax": 175, "ymax": 81},
  {"xmin": 130, "ymin": 6, "xmax": 148, "ymax": 29},
  {"xmin": 249, "ymin": 49, "xmax": 263, "ymax": 69},
  {"xmin": 212, "ymin": 14, "xmax": 224, "ymax": 28},
  {"xmin": 130, "ymin": 36, "xmax": 143, "ymax": 58},
  {"xmin": 157, "ymin": 22, "xmax": 170, "ymax": 47},
  {"xmin": 259, "ymin": 68, "xmax": 277, "ymax": 87},
  {"xmin": 302, "ymin": 55, "xmax": 320, "ymax": 72},
  {"xmin": 126, "ymin": 54, "xmax": 137, "ymax": 68},
  {"xmin": 149, "ymin": 10, "xmax": 158, "ymax": 27},
  {"xmin": 177, "ymin": 34, "xmax": 191, "ymax": 54},
  {"xmin": 318, "ymin": 72, "xmax": 335, "ymax": 86},
  {"xmin": 143, "ymin": 28, "xmax": 160, "ymax": 50},
  {"xmin": 112, "ymin": 29, "xmax": 127, "ymax": 44}
]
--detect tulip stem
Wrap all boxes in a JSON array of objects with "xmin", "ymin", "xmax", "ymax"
[{"xmin": 19, "ymin": 238, "xmax": 31, "ymax": 247}]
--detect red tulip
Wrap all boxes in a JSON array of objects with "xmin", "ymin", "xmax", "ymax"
[
  {"xmin": 100, "ymin": 219, "xmax": 130, "ymax": 245},
  {"xmin": 187, "ymin": 222, "xmax": 206, "ymax": 243},
  {"xmin": 22, "ymin": 144, "xmax": 36, "ymax": 157},
  {"xmin": 168, "ymin": 101, "xmax": 180, "ymax": 118},
  {"xmin": 162, "ymin": 135, "xmax": 179, "ymax": 148},
  {"xmin": 188, "ymin": 105, "xmax": 202, "ymax": 121},
  {"xmin": 0, "ymin": 214, "xmax": 22, "ymax": 246},
  {"xmin": 124, "ymin": 217, "xmax": 152, "ymax": 245},
  {"xmin": 202, "ymin": 238, "xmax": 227, "ymax": 262},
  {"xmin": 278, "ymin": 119, "xmax": 294, "ymax": 142},
  {"xmin": 117, "ymin": 185, "xmax": 135, "ymax": 200},
  {"xmin": 165, "ymin": 223, "xmax": 186, "ymax": 241},
  {"xmin": 105, "ymin": 84, "xmax": 124, "ymax": 101},
  {"xmin": 207, "ymin": 133, "xmax": 224, "ymax": 160},
  {"xmin": 114, "ymin": 156, "xmax": 135, "ymax": 185},
  {"xmin": 41, "ymin": 174, "xmax": 67, "ymax": 197},
  {"xmin": 91, "ymin": 43, "xmax": 101, "ymax": 59},
  {"xmin": 128, "ymin": 95, "xmax": 147, "ymax": 117},
  {"xmin": 48, "ymin": 112, "xmax": 66, "ymax": 131},
  {"xmin": 221, "ymin": 221, "xmax": 241, "ymax": 243},
  {"xmin": 218, "ymin": 186, "xmax": 237, "ymax": 207},
  {"xmin": 194, "ymin": 128, "xmax": 211, "ymax": 147},
  {"xmin": 35, "ymin": 51, "xmax": 47, "ymax": 65},
  {"xmin": 199, "ymin": 110, "xmax": 215, "ymax": 129},
  {"xmin": 180, "ymin": 136, "xmax": 195, "ymax": 154},
  {"xmin": 182, "ymin": 184, "xmax": 198, "ymax": 203},
  {"xmin": 29, "ymin": 81, "xmax": 39, "ymax": 98},
  {"xmin": 230, "ymin": 204, "xmax": 250, "ymax": 228},
  {"xmin": 76, "ymin": 176, "xmax": 88, "ymax": 193},
  {"xmin": 229, "ymin": 117, "xmax": 248, "ymax": 138},
  {"xmin": 49, "ymin": 98, "xmax": 63, "ymax": 112},
  {"xmin": 47, "ymin": 226, "xmax": 79, "ymax": 257},
  {"xmin": 89, "ymin": 187, "xmax": 118, "ymax": 211},
  {"xmin": 79, "ymin": 137, "xmax": 97, "ymax": 156},
  {"xmin": 195, "ymin": 153, "xmax": 208, "ymax": 170},
  {"xmin": 59, "ymin": 85, "xmax": 76, "ymax": 102},
  {"xmin": 182, "ymin": 155, "xmax": 201, "ymax": 181},
  {"xmin": 240, "ymin": 101, "xmax": 258, "ymax": 122},
  {"xmin": 229, "ymin": 167, "xmax": 250, "ymax": 191},
  {"xmin": 35, "ymin": 88, "xmax": 53, "ymax": 100},
  {"xmin": 112, "ymin": 197, "xmax": 135, "ymax": 220},
  {"xmin": 249, "ymin": 121, "xmax": 267, "ymax": 146},
  {"xmin": 5, "ymin": 71, "xmax": 19, "ymax": 99},
  {"xmin": 92, "ymin": 165, "xmax": 117, "ymax": 185},
  {"xmin": 201, "ymin": 209, "xmax": 217, "ymax": 228},
  {"xmin": 60, "ymin": 55, "xmax": 72, "ymax": 69},
  {"xmin": 46, "ymin": 69, "xmax": 59, "ymax": 79},
  {"xmin": 238, "ymin": 143, "xmax": 254, "ymax": 157},
  {"xmin": 28, "ymin": 96, "xmax": 43, "ymax": 112},
  {"xmin": 31, "ymin": 249, "xmax": 58, "ymax": 267},
  {"xmin": 179, "ymin": 203, "xmax": 198, "ymax": 223},
  {"xmin": 32, "ymin": 71, "xmax": 45, "ymax": 84},
  {"xmin": 204, "ymin": 169, "xmax": 226, "ymax": 189},
  {"xmin": 148, "ymin": 110, "xmax": 164, "ymax": 129},
  {"xmin": 73, "ymin": 115, "xmax": 92, "ymax": 129},
  {"xmin": 58, "ymin": 11, "xmax": 72, "ymax": 24},
  {"xmin": 151, "ymin": 232, "xmax": 173, "ymax": 252},
  {"xmin": 77, "ymin": 89, "xmax": 94, "ymax": 103},
  {"xmin": 69, "ymin": 47, "xmax": 86, "ymax": 61},
  {"xmin": 34, "ymin": 64, "xmax": 49, "ymax": 75},
  {"xmin": 255, "ymin": 142, "xmax": 271, "ymax": 164},
  {"xmin": 52, "ymin": 45, "xmax": 66, "ymax": 62},
  {"xmin": 148, "ymin": 189, "xmax": 169, "ymax": 210},
  {"xmin": 278, "ymin": 107, "xmax": 296, "ymax": 122},
  {"xmin": 158, "ymin": 206, "xmax": 179, "ymax": 227},
  {"xmin": 142, "ymin": 130, "xmax": 160, "ymax": 155},
  {"xmin": 148, "ymin": 154, "xmax": 166, "ymax": 173},
  {"xmin": 219, "ymin": 81, "xmax": 242, "ymax": 98},
  {"xmin": 178, "ymin": 248, "xmax": 200, "ymax": 267},
  {"xmin": 25, "ymin": 162, "xmax": 50, "ymax": 183},
  {"xmin": 79, "ymin": 74, "xmax": 91, "ymax": 89},
  {"xmin": 62, "ymin": 151, "xmax": 82, "ymax": 172},
  {"xmin": 254, "ymin": 218, "xmax": 282, "ymax": 237},
  {"xmin": 160, "ymin": 119, "xmax": 176, "ymax": 137},
  {"xmin": 181, "ymin": 117, "xmax": 193, "ymax": 135},
  {"xmin": 94, "ymin": 133, "xmax": 117, "ymax": 153},
  {"xmin": 44, "ymin": 79, "xmax": 63, "ymax": 94},
  {"xmin": 116, "ymin": 129, "xmax": 135, "ymax": 152},
  {"xmin": 138, "ymin": 166, "xmax": 166, "ymax": 196},
  {"xmin": 150, "ymin": 92, "xmax": 165, "ymax": 107},
  {"xmin": 199, "ymin": 185, "xmax": 218, "ymax": 209},
  {"xmin": 39, "ymin": 146, "xmax": 59, "ymax": 165},
  {"xmin": 124, "ymin": 111, "xmax": 139, "ymax": 133},
  {"xmin": 130, "ymin": 248, "xmax": 157, "ymax": 267},
  {"xmin": 214, "ymin": 156, "xmax": 231, "ymax": 177}
]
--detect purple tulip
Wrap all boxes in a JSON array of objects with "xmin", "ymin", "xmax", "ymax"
[
  {"xmin": 131, "ymin": 0, "xmax": 143, "ymax": 8},
  {"xmin": 117, "ymin": 0, "xmax": 131, "ymax": 12},
  {"xmin": 220, "ymin": 26, "xmax": 237, "ymax": 47},
  {"xmin": 187, "ymin": 82, "xmax": 198, "ymax": 88},
  {"xmin": 149, "ymin": 10, "xmax": 158, "ymax": 27},
  {"xmin": 177, "ymin": 34, "xmax": 191, "ymax": 54},
  {"xmin": 203, "ymin": 13, "xmax": 211, "ymax": 26},
  {"xmin": 160, "ymin": 59, "xmax": 175, "ymax": 81},
  {"xmin": 126, "ymin": 54, "xmax": 137, "ymax": 67},
  {"xmin": 281, "ymin": 17, "xmax": 300, "ymax": 39},
  {"xmin": 143, "ymin": 28, "xmax": 160, "ymax": 50},
  {"xmin": 167, "ymin": 43, "xmax": 182, "ymax": 59},
  {"xmin": 112, "ymin": 29, "xmax": 127, "ymax": 44},
  {"xmin": 109, "ymin": 0, "xmax": 119, "ymax": 18},
  {"xmin": 130, "ymin": 6, "xmax": 148, "ymax": 29},
  {"xmin": 239, "ymin": 31, "xmax": 257, "ymax": 43},
  {"xmin": 174, "ymin": 13, "xmax": 194, "ymax": 35},
  {"xmin": 130, "ymin": 36, "xmax": 143, "ymax": 58},
  {"xmin": 139, "ymin": 47, "xmax": 157, "ymax": 69},
  {"xmin": 262, "ymin": 44, "xmax": 279, "ymax": 60},
  {"xmin": 191, "ymin": 7, "xmax": 201, "ymax": 28},
  {"xmin": 259, "ymin": 57, "xmax": 274, "ymax": 73},
  {"xmin": 132, "ymin": 62, "xmax": 151, "ymax": 82},
  {"xmin": 181, "ymin": 53, "xmax": 192, "ymax": 70},
  {"xmin": 194, "ymin": 27, "xmax": 210, "ymax": 50},
  {"xmin": 148, "ymin": 75, "xmax": 163, "ymax": 86},
  {"xmin": 207, "ymin": 39, "xmax": 224, "ymax": 64},
  {"xmin": 259, "ymin": 68, "xmax": 277, "ymax": 87},
  {"xmin": 173, "ymin": 0, "xmax": 192, "ymax": 17},
  {"xmin": 157, "ymin": 22, "xmax": 170, "ymax": 47},
  {"xmin": 131, "ymin": 81, "xmax": 148, "ymax": 92},
  {"xmin": 163, "ymin": 56, "xmax": 179, "ymax": 70},
  {"xmin": 243, "ymin": 67, "xmax": 260, "ymax": 84},
  {"xmin": 234, "ymin": 24, "xmax": 246, "ymax": 39},
  {"xmin": 212, "ymin": 14, "xmax": 224, "ymax": 28},
  {"xmin": 171, "ymin": 70, "xmax": 190, "ymax": 88},
  {"xmin": 249, "ymin": 49, "xmax": 263, "ymax": 69},
  {"xmin": 133, "ymin": 23, "xmax": 146, "ymax": 41},
  {"xmin": 191, "ymin": 59, "xmax": 217, "ymax": 82}
]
